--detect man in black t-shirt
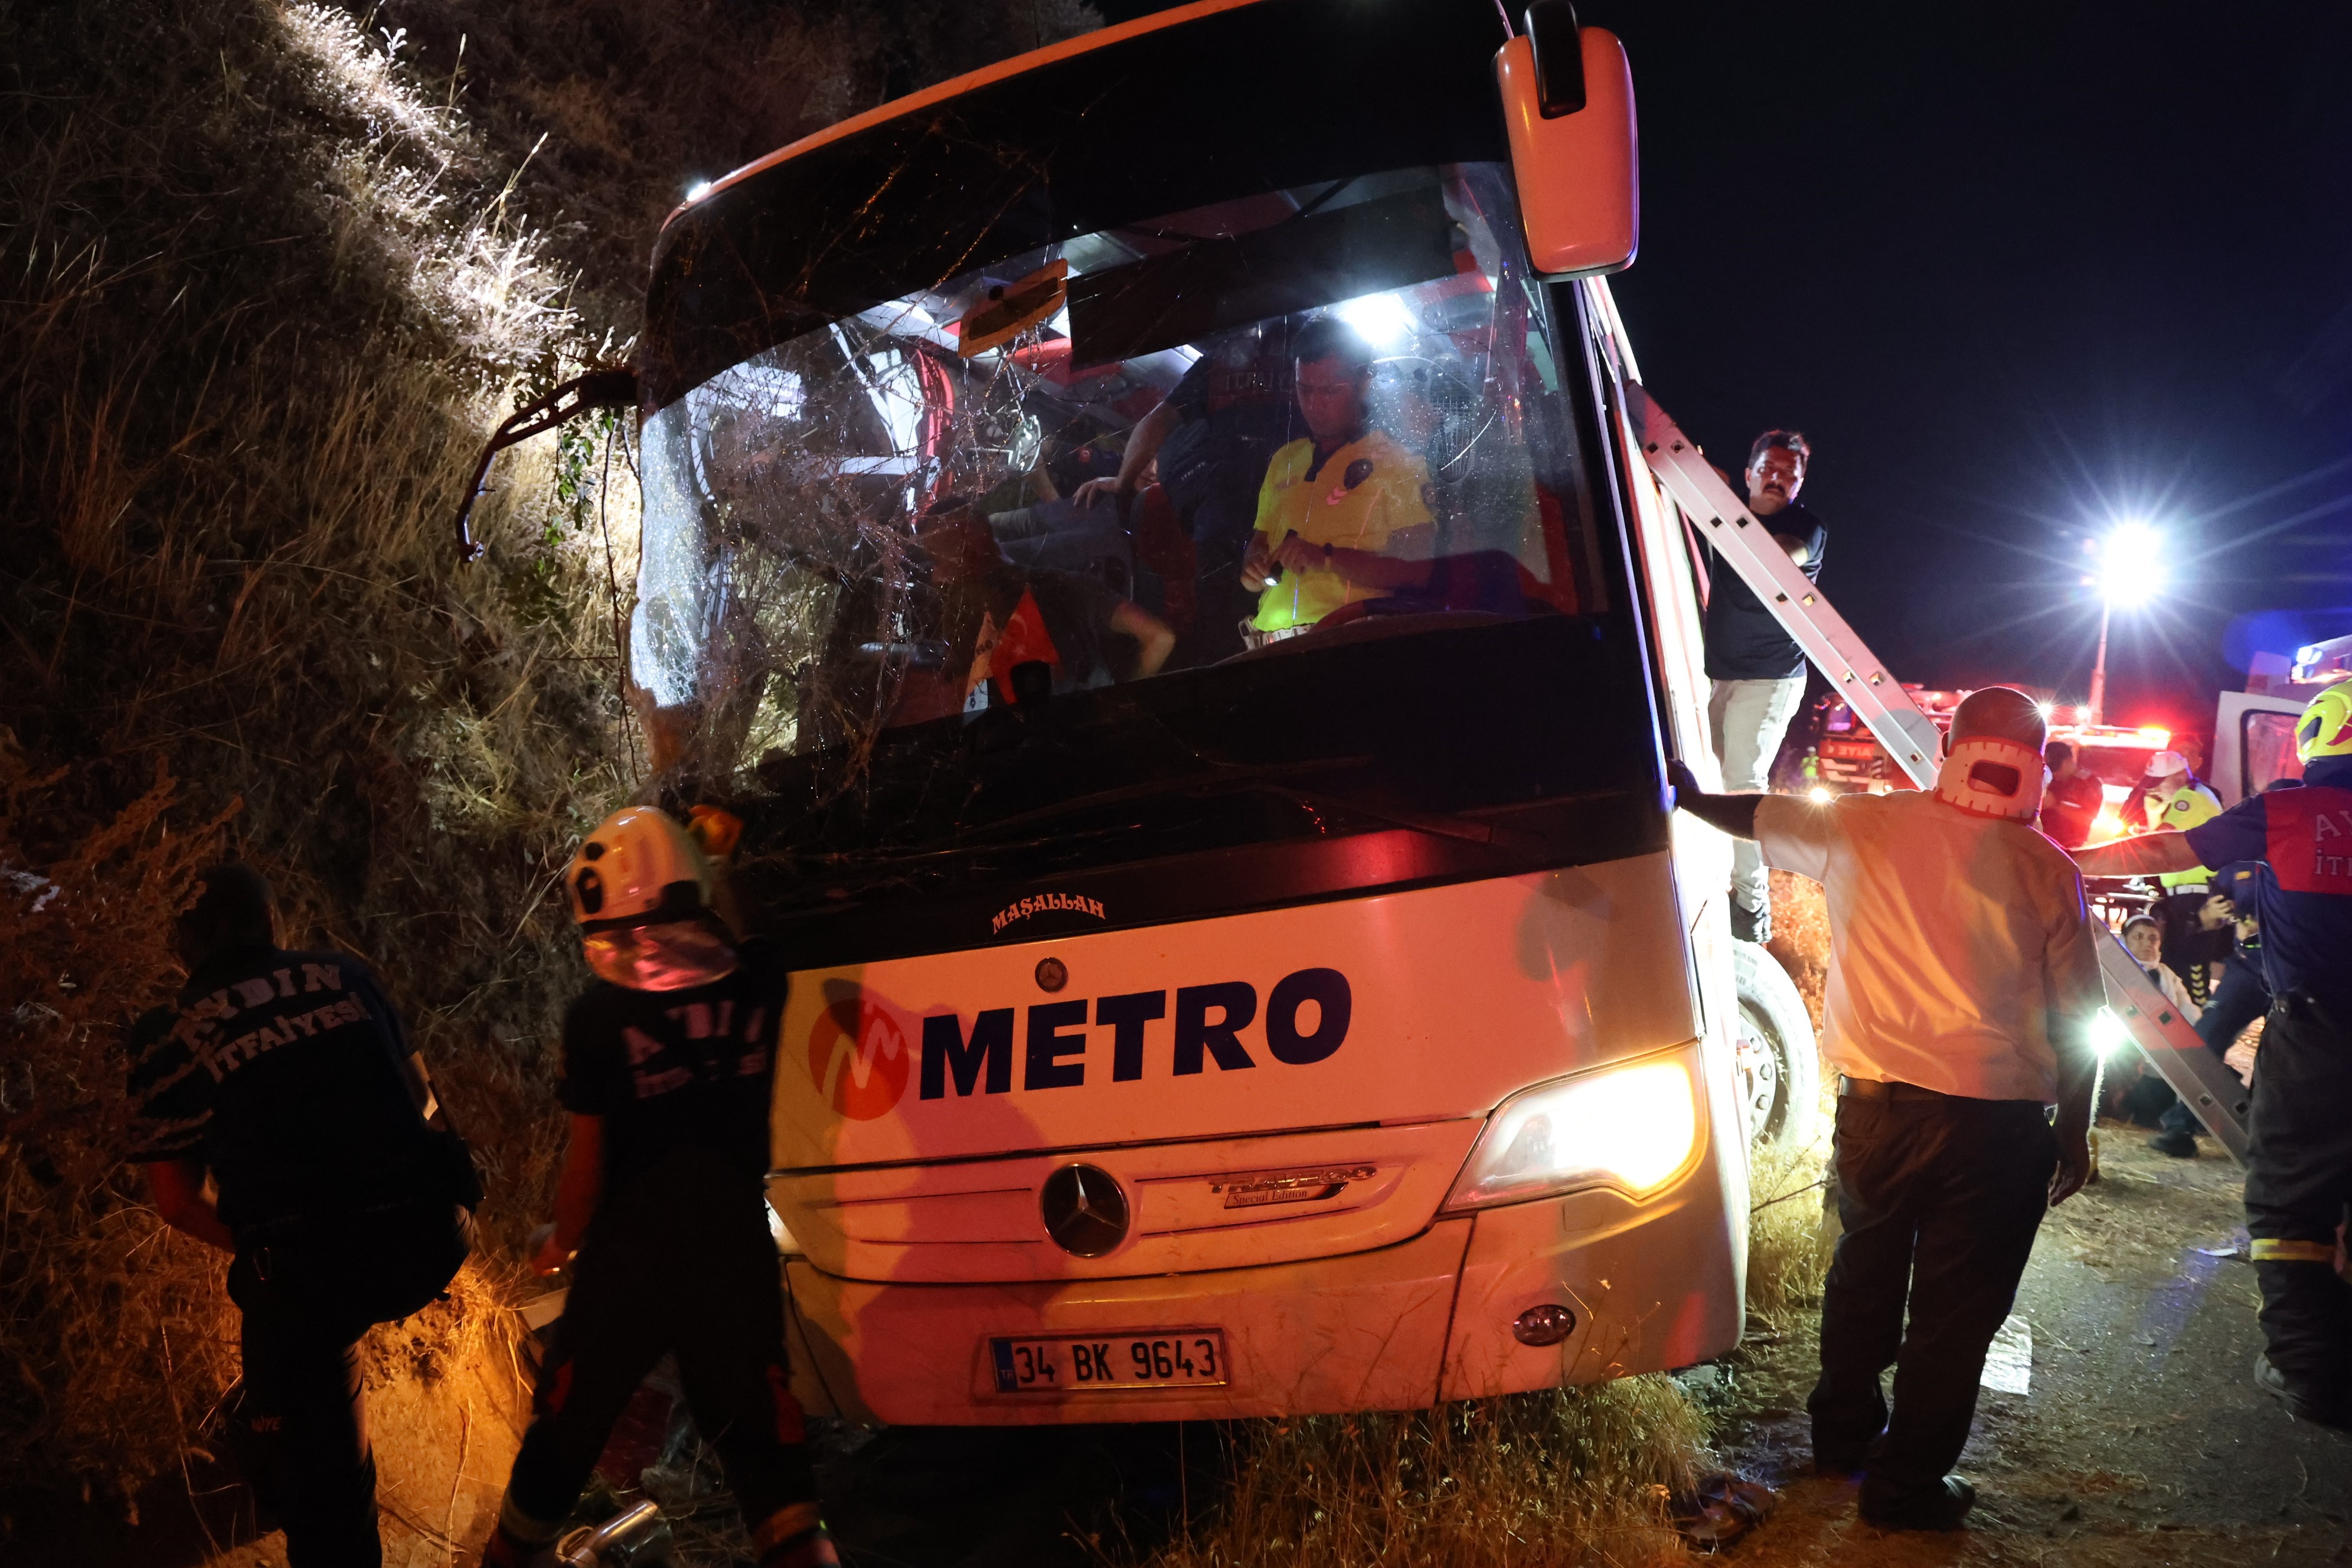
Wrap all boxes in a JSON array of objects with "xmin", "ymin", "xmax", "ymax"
[
  {"xmin": 1702, "ymin": 429, "xmax": 1830, "ymax": 943},
  {"xmin": 1074, "ymin": 322, "xmax": 1301, "ymax": 660},
  {"xmin": 128, "ymin": 864, "xmax": 473, "ymax": 1568},
  {"xmin": 481, "ymin": 807, "xmax": 835, "ymax": 1568}
]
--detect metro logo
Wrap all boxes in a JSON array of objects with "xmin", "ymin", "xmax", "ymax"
[
  {"xmin": 917, "ymin": 968, "xmax": 1353, "ymax": 1101},
  {"xmin": 805, "ymin": 994, "xmax": 916, "ymax": 1119}
]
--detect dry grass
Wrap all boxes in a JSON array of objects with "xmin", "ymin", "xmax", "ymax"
[
  {"xmin": 1146, "ymin": 1381, "xmax": 1707, "ymax": 1568},
  {"xmin": 0, "ymin": 0, "xmax": 633, "ymax": 1507},
  {"xmin": 1763, "ymin": 870, "xmax": 1830, "ymax": 1037},
  {"xmin": 1750, "ymin": 871, "xmax": 1837, "ymax": 1334},
  {"xmin": 0, "ymin": 0, "xmax": 1114, "ymax": 1531},
  {"xmin": 1745, "ymin": 1136, "xmax": 1834, "ymax": 1338}
]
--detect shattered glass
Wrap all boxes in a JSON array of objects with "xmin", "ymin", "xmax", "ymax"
[{"xmin": 635, "ymin": 161, "xmax": 1615, "ymax": 813}]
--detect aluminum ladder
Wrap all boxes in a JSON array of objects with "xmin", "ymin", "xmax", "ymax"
[{"xmin": 1625, "ymin": 381, "xmax": 2251, "ymax": 1162}]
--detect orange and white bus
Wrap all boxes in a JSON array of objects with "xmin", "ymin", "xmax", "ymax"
[{"xmin": 620, "ymin": 0, "xmax": 1812, "ymax": 1425}]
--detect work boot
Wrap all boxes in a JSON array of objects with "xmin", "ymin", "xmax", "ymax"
[
  {"xmin": 2255, "ymin": 1353, "xmax": 2352, "ymax": 1432},
  {"xmin": 2146, "ymin": 1128, "xmax": 2199, "ymax": 1158},
  {"xmin": 1730, "ymin": 898, "xmax": 1771, "ymax": 945},
  {"xmin": 1859, "ymin": 1474, "xmax": 1975, "ymax": 1530}
]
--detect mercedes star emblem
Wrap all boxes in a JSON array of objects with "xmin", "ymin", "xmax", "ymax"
[{"xmin": 1040, "ymin": 1163, "xmax": 1129, "ymax": 1257}]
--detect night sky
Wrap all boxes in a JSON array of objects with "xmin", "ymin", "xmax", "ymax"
[{"xmin": 1587, "ymin": 1, "xmax": 2352, "ymax": 737}]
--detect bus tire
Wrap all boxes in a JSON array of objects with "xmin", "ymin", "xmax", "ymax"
[{"xmin": 1733, "ymin": 940, "xmax": 1819, "ymax": 1149}]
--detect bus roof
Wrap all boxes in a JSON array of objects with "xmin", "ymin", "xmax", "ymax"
[{"xmin": 659, "ymin": 0, "xmax": 1268, "ymax": 233}]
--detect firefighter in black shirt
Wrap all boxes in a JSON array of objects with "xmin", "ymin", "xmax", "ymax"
[
  {"xmin": 128, "ymin": 864, "xmax": 475, "ymax": 1568},
  {"xmin": 481, "ymin": 807, "xmax": 834, "ymax": 1568}
]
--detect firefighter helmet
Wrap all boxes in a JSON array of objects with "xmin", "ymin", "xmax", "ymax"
[
  {"xmin": 566, "ymin": 807, "xmax": 711, "ymax": 928},
  {"xmin": 2295, "ymin": 682, "xmax": 2352, "ymax": 763}
]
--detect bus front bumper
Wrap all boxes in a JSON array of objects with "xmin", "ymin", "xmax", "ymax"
[{"xmin": 779, "ymin": 1167, "xmax": 1742, "ymax": 1425}]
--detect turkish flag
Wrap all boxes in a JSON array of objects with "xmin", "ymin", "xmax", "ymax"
[{"xmin": 991, "ymin": 587, "xmax": 1063, "ymax": 704}]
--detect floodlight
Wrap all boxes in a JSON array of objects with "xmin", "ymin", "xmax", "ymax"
[{"xmin": 2093, "ymin": 522, "xmax": 2165, "ymax": 608}]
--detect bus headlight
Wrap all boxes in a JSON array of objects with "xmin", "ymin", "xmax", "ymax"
[{"xmin": 1441, "ymin": 1049, "xmax": 1703, "ymax": 1211}]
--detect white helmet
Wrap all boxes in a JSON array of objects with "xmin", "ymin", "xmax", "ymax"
[{"xmin": 566, "ymin": 807, "xmax": 711, "ymax": 929}]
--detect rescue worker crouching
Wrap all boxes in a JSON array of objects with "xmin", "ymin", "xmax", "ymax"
[
  {"xmin": 481, "ymin": 806, "xmax": 836, "ymax": 1568},
  {"xmin": 2072, "ymin": 683, "xmax": 2352, "ymax": 1432},
  {"xmin": 130, "ymin": 865, "xmax": 478, "ymax": 1568}
]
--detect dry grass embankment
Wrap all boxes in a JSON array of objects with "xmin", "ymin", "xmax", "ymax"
[
  {"xmin": 2, "ymin": 0, "xmax": 1108, "ymax": 1549},
  {"xmin": 1, "ymin": 0, "xmax": 635, "ymax": 1526}
]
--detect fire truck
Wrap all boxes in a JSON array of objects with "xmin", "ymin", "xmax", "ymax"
[
  {"xmin": 1796, "ymin": 688, "xmax": 2175, "ymax": 835},
  {"xmin": 475, "ymin": 0, "xmax": 1830, "ymax": 1425}
]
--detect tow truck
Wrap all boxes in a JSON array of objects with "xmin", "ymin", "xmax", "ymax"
[{"xmin": 463, "ymin": 0, "xmax": 1824, "ymax": 1425}]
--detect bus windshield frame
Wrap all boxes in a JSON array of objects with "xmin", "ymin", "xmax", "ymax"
[{"xmin": 632, "ymin": 2, "xmax": 1670, "ymax": 962}]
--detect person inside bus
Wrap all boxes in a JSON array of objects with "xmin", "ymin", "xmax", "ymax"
[
  {"xmin": 913, "ymin": 496, "xmax": 1174, "ymax": 711},
  {"xmin": 2038, "ymin": 741, "xmax": 2104, "ymax": 849},
  {"xmin": 1237, "ymin": 317, "xmax": 1435, "ymax": 642},
  {"xmin": 1072, "ymin": 319, "xmax": 1302, "ymax": 662}
]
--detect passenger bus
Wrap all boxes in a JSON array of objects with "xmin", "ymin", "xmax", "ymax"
[{"xmin": 609, "ymin": 0, "xmax": 1814, "ymax": 1424}]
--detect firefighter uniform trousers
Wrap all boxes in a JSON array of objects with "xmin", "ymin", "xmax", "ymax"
[
  {"xmin": 228, "ymin": 1201, "xmax": 472, "ymax": 1568},
  {"xmin": 501, "ymin": 1197, "xmax": 821, "ymax": 1561},
  {"xmin": 2244, "ymin": 992, "xmax": 2352, "ymax": 1419}
]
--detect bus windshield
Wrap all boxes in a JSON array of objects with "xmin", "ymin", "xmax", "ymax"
[{"xmin": 634, "ymin": 159, "xmax": 1661, "ymax": 948}]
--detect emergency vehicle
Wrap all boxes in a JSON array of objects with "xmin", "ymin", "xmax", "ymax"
[{"xmin": 508, "ymin": 0, "xmax": 1820, "ymax": 1425}]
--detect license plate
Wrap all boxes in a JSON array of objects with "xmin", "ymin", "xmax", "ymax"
[{"xmin": 989, "ymin": 1329, "xmax": 1229, "ymax": 1393}]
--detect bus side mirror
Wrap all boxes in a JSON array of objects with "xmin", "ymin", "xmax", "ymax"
[{"xmin": 1495, "ymin": 21, "xmax": 1639, "ymax": 278}]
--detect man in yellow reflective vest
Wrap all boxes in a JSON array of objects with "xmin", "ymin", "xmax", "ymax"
[{"xmin": 1238, "ymin": 318, "xmax": 1433, "ymax": 640}]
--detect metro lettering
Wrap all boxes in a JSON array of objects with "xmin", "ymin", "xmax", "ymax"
[
  {"xmin": 855, "ymin": 968, "xmax": 1357, "ymax": 1113},
  {"xmin": 1025, "ymin": 999, "xmax": 1089, "ymax": 1089},
  {"xmin": 1266, "ymin": 968, "xmax": 1352, "ymax": 1065},
  {"xmin": 920, "ymin": 1008, "xmax": 1015, "ymax": 1098},
  {"xmin": 1173, "ymin": 982, "xmax": 1257, "ymax": 1074},
  {"xmin": 1095, "ymin": 991, "xmax": 1167, "ymax": 1082}
]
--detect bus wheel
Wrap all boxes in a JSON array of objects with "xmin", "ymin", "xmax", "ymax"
[{"xmin": 1733, "ymin": 941, "xmax": 1819, "ymax": 1149}]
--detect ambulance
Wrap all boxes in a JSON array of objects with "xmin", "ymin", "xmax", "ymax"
[{"xmin": 610, "ymin": 0, "xmax": 1813, "ymax": 1423}]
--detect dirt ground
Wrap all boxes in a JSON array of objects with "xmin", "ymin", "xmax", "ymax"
[{"xmin": 1703, "ymin": 1127, "xmax": 2352, "ymax": 1566}]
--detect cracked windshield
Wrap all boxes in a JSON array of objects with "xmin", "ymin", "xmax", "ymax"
[{"xmin": 634, "ymin": 161, "xmax": 1629, "ymax": 868}]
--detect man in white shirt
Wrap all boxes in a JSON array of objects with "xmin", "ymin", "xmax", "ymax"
[{"xmin": 1670, "ymin": 687, "xmax": 2102, "ymax": 1530}]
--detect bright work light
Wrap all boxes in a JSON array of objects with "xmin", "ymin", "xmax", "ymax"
[
  {"xmin": 2083, "ymin": 521, "xmax": 2167, "ymax": 724},
  {"xmin": 2089, "ymin": 521, "xmax": 2165, "ymax": 608},
  {"xmin": 1442, "ymin": 1049, "xmax": 1702, "ymax": 1210},
  {"xmin": 2090, "ymin": 1005, "xmax": 2131, "ymax": 1061}
]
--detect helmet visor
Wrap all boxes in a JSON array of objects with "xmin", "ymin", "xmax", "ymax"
[{"xmin": 581, "ymin": 917, "xmax": 741, "ymax": 991}]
